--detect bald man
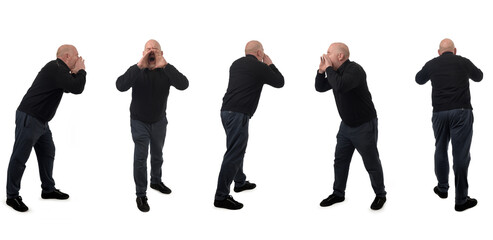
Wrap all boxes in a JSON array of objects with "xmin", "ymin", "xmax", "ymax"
[
  {"xmin": 214, "ymin": 40, "xmax": 284, "ymax": 210},
  {"xmin": 416, "ymin": 38, "xmax": 483, "ymax": 212},
  {"xmin": 117, "ymin": 39, "xmax": 189, "ymax": 212},
  {"xmin": 6, "ymin": 44, "xmax": 86, "ymax": 212},
  {"xmin": 315, "ymin": 42, "xmax": 387, "ymax": 210}
]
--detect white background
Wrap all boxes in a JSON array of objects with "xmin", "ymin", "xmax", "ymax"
[{"xmin": 0, "ymin": 0, "xmax": 491, "ymax": 239}]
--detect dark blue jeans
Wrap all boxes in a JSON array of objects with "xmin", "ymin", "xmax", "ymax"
[
  {"xmin": 215, "ymin": 111, "xmax": 249, "ymax": 201},
  {"xmin": 131, "ymin": 117, "xmax": 167, "ymax": 197},
  {"xmin": 6, "ymin": 111, "xmax": 56, "ymax": 198},
  {"xmin": 332, "ymin": 118, "xmax": 386, "ymax": 197},
  {"xmin": 432, "ymin": 109, "xmax": 473, "ymax": 204}
]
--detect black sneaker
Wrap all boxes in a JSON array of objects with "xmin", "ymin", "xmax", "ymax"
[
  {"xmin": 41, "ymin": 189, "xmax": 69, "ymax": 200},
  {"xmin": 370, "ymin": 196, "xmax": 387, "ymax": 210},
  {"xmin": 150, "ymin": 182, "xmax": 172, "ymax": 194},
  {"xmin": 455, "ymin": 197, "xmax": 477, "ymax": 212},
  {"xmin": 320, "ymin": 194, "xmax": 345, "ymax": 207},
  {"xmin": 214, "ymin": 195, "xmax": 243, "ymax": 210},
  {"xmin": 433, "ymin": 186, "xmax": 448, "ymax": 199},
  {"xmin": 6, "ymin": 196, "xmax": 29, "ymax": 212},
  {"xmin": 136, "ymin": 196, "xmax": 150, "ymax": 212},
  {"xmin": 234, "ymin": 181, "xmax": 256, "ymax": 193}
]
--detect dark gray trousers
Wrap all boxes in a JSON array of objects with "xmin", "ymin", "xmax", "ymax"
[
  {"xmin": 215, "ymin": 111, "xmax": 248, "ymax": 201},
  {"xmin": 332, "ymin": 118, "xmax": 386, "ymax": 197},
  {"xmin": 432, "ymin": 109, "xmax": 473, "ymax": 204},
  {"xmin": 131, "ymin": 117, "xmax": 167, "ymax": 197},
  {"xmin": 6, "ymin": 110, "xmax": 56, "ymax": 199}
]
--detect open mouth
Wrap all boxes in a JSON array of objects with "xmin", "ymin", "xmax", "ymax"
[{"xmin": 149, "ymin": 52, "xmax": 156, "ymax": 62}]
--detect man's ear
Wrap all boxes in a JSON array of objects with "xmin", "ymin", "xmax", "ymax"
[
  {"xmin": 453, "ymin": 48, "xmax": 457, "ymax": 55},
  {"xmin": 438, "ymin": 50, "xmax": 442, "ymax": 56},
  {"xmin": 338, "ymin": 53, "xmax": 345, "ymax": 61}
]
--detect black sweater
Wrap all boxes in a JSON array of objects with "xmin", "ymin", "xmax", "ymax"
[
  {"xmin": 116, "ymin": 64, "xmax": 189, "ymax": 123},
  {"xmin": 221, "ymin": 55, "xmax": 284, "ymax": 117},
  {"xmin": 315, "ymin": 60, "xmax": 377, "ymax": 127},
  {"xmin": 17, "ymin": 59, "xmax": 86, "ymax": 123},
  {"xmin": 416, "ymin": 52, "xmax": 483, "ymax": 112}
]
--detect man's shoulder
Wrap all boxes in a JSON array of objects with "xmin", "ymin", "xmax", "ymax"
[{"xmin": 345, "ymin": 60, "xmax": 365, "ymax": 72}]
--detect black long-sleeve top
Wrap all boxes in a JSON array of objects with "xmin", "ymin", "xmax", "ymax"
[
  {"xmin": 415, "ymin": 52, "xmax": 483, "ymax": 112},
  {"xmin": 315, "ymin": 60, "xmax": 377, "ymax": 127},
  {"xmin": 221, "ymin": 55, "xmax": 284, "ymax": 117},
  {"xmin": 116, "ymin": 64, "xmax": 189, "ymax": 123},
  {"xmin": 17, "ymin": 58, "xmax": 86, "ymax": 123}
]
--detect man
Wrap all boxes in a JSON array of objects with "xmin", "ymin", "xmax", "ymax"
[
  {"xmin": 416, "ymin": 38, "xmax": 483, "ymax": 212},
  {"xmin": 116, "ymin": 39, "xmax": 189, "ymax": 212},
  {"xmin": 214, "ymin": 40, "xmax": 284, "ymax": 210},
  {"xmin": 315, "ymin": 42, "xmax": 386, "ymax": 210},
  {"xmin": 6, "ymin": 45, "xmax": 86, "ymax": 212}
]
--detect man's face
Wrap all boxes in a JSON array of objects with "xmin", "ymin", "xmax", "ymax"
[
  {"xmin": 144, "ymin": 41, "xmax": 162, "ymax": 67},
  {"xmin": 67, "ymin": 48, "xmax": 79, "ymax": 69},
  {"xmin": 327, "ymin": 45, "xmax": 339, "ymax": 66}
]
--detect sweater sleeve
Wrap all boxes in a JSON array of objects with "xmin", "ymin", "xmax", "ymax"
[
  {"xmin": 163, "ymin": 64, "xmax": 189, "ymax": 90},
  {"xmin": 326, "ymin": 64, "xmax": 364, "ymax": 93},
  {"xmin": 315, "ymin": 70, "xmax": 332, "ymax": 92},
  {"xmin": 415, "ymin": 62, "xmax": 431, "ymax": 85},
  {"xmin": 263, "ymin": 64, "xmax": 285, "ymax": 88},
  {"xmin": 55, "ymin": 66, "xmax": 86, "ymax": 94},
  {"xmin": 116, "ymin": 64, "xmax": 140, "ymax": 92},
  {"xmin": 464, "ymin": 58, "xmax": 483, "ymax": 82}
]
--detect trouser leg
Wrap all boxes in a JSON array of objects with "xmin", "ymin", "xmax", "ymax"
[
  {"xmin": 353, "ymin": 118, "xmax": 386, "ymax": 197},
  {"xmin": 149, "ymin": 117, "xmax": 167, "ymax": 184},
  {"xmin": 6, "ymin": 111, "xmax": 42, "ymax": 198},
  {"xmin": 332, "ymin": 122, "xmax": 355, "ymax": 197},
  {"xmin": 34, "ymin": 125, "xmax": 56, "ymax": 193},
  {"xmin": 234, "ymin": 159, "xmax": 247, "ymax": 188},
  {"xmin": 131, "ymin": 119, "xmax": 150, "ymax": 197},
  {"xmin": 432, "ymin": 111, "xmax": 451, "ymax": 193},
  {"xmin": 450, "ymin": 109, "xmax": 473, "ymax": 204},
  {"xmin": 215, "ymin": 111, "xmax": 249, "ymax": 200}
]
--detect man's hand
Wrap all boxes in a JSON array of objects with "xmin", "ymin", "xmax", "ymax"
[
  {"xmin": 318, "ymin": 54, "xmax": 332, "ymax": 74},
  {"xmin": 72, "ymin": 57, "xmax": 85, "ymax": 74},
  {"xmin": 263, "ymin": 54, "xmax": 273, "ymax": 65},
  {"xmin": 153, "ymin": 54, "xmax": 168, "ymax": 69},
  {"xmin": 137, "ymin": 50, "xmax": 152, "ymax": 69}
]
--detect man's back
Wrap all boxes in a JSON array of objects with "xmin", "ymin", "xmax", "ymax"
[
  {"xmin": 416, "ymin": 52, "xmax": 483, "ymax": 112},
  {"xmin": 221, "ymin": 55, "xmax": 284, "ymax": 117}
]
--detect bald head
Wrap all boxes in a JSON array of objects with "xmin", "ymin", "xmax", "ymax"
[
  {"xmin": 56, "ymin": 44, "xmax": 79, "ymax": 69},
  {"xmin": 144, "ymin": 39, "xmax": 162, "ymax": 51},
  {"xmin": 56, "ymin": 45, "xmax": 76, "ymax": 58},
  {"xmin": 245, "ymin": 40, "xmax": 264, "ymax": 54},
  {"xmin": 326, "ymin": 42, "xmax": 350, "ymax": 70},
  {"xmin": 438, "ymin": 38, "xmax": 456, "ymax": 55},
  {"xmin": 329, "ymin": 42, "xmax": 350, "ymax": 60}
]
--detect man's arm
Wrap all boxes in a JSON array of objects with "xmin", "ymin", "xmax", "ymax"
[
  {"xmin": 260, "ymin": 54, "xmax": 284, "ymax": 88},
  {"xmin": 326, "ymin": 64, "xmax": 364, "ymax": 93},
  {"xmin": 55, "ymin": 64, "xmax": 86, "ymax": 94},
  {"xmin": 464, "ymin": 58, "xmax": 483, "ymax": 82},
  {"xmin": 315, "ymin": 71, "xmax": 331, "ymax": 92},
  {"xmin": 164, "ymin": 64, "xmax": 189, "ymax": 90},
  {"xmin": 116, "ymin": 65, "xmax": 140, "ymax": 92},
  {"xmin": 415, "ymin": 63, "xmax": 431, "ymax": 85}
]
